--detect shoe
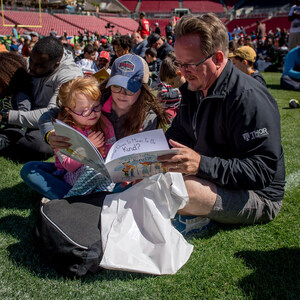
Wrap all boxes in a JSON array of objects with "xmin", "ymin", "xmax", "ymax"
[
  {"xmin": 289, "ymin": 99, "xmax": 300, "ymax": 108},
  {"xmin": 171, "ymin": 214, "xmax": 212, "ymax": 235}
]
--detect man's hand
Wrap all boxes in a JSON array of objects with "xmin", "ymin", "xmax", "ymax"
[
  {"xmin": 48, "ymin": 130, "xmax": 71, "ymax": 150},
  {"xmin": 88, "ymin": 131, "xmax": 105, "ymax": 149},
  {"xmin": 158, "ymin": 139, "xmax": 201, "ymax": 175}
]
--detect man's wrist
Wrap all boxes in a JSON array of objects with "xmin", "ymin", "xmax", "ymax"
[{"xmin": 0, "ymin": 109, "xmax": 9, "ymax": 124}]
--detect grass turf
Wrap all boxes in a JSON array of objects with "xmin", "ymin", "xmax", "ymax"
[{"xmin": 0, "ymin": 72, "xmax": 299, "ymax": 299}]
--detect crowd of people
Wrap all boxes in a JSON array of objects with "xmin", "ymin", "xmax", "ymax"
[{"xmin": 1, "ymin": 6, "xmax": 297, "ymax": 238}]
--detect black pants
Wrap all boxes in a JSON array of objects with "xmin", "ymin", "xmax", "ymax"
[{"xmin": 0, "ymin": 126, "xmax": 54, "ymax": 161}]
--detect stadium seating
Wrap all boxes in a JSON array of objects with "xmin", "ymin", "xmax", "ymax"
[
  {"xmin": 54, "ymin": 14, "xmax": 109, "ymax": 35},
  {"xmin": 100, "ymin": 16, "xmax": 139, "ymax": 33},
  {"xmin": 2, "ymin": 11, "xmax": 81, "ymax": 36},
  {"xmin": 139, "ymin": 0, "xmax": 180, "ymax": 13},
  {"xmin": 118, "ymin": 0, "xmax": 139, "ymax": 12},
  {"xmin": 264, "ymin": 16, "xmax": 291, "ymax": 33},
  {"xmin": 223, "ymin": 0, "xmax": 239, "ymax": 10},
  {"xmin": 237, "ymin": 0, "xmax": 293, "ymax": 9},
  {"xmin": 182, "ymin": 1, "xmax": 225, "ymax": 13},
  {"xmin": 55, "ymin": 14, "xmax": 138, "ymax": 36}
]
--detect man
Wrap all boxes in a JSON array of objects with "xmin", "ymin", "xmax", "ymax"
[
  {"xmin": 147, "ymin": 33, "xmax": 174, "ymax": 61},
  {"xmin": 229, "ymin": 45, "xmax": 266, "ymax": 86},
  {"xmin": 165, "ymin": 21, "xmax": 173, "ymax": 38},
  {"xmin": 137, "ymin": 12, "xmax": 151, "ymax": 38},
  {"xmin": 9, "ymin": 37, "xmax": 19, "ymax": 54},
  {"xmin": 132, "ymin": 31, "xmax": 148, "ymax": 58},
  {"xmin": 96, "ymin": 50, "xmax": 111, "ymax": 73},
  {"xmin": 288, "ymin": 0, "xmax": 300, "ymax": 50},
  {"xmin": 99, "ymin": 38, "xmax": 114, "ymax": 58},
  {"xmin": 256, "ymin": 21, "xmax": 266, "ymax": 40},
  {"xmin": 160, "ymin": 14, "xmax": 285, "ymax": 233},
  {"xmin": 12, "ymin": 24, "xmax": 19, "ymax": 40},
  {"xmin": 49, "ymin": 28, "xmax": 57, "ymax": 38},
  {"xmin": 154, "ymin": 22, "xmax": 161, "ymax": 35},
  {"xmin": 280, "ymin": 46, "xmax": 300, "ymax": 91},
  {"xmin": 0, "ymin": 36, "xmax": 83, "ymax": 160},
  {"xmin": 111, "ymin": 35, "xmax": 132, "ymax": 65},
  {"xmin": 30, "ymin": 31, "xmax": 39, "ymax": 43}
]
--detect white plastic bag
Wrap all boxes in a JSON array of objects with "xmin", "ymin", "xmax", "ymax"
[{"xmin": 100, "ymin": 172, "xmax": 193, "ymax": 275}]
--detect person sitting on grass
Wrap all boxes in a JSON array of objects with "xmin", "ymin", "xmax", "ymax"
[
  {"xmin": 3, "ymin": 36, "xmax": 83, "ymax": 161},
  {"xmin": 158, "ymin": 13, "xmax": 285, "ymax": 235},
  {"xmin": 280, "ymin": 46, "xmax": 300, "ymax": 91},
  {"xmin": 158, "ymin": 52, "xmax": 186, "ymax": 120},
  {"xmin": 20, "ymin": 77, "xmax": 116, "ymax": 199},
  {"xmin": 229, "ymin": 46, "xmax": 267, "ymax": 87},
  {"xmin": 0, "ymin": 52, "xmax": 32, "ymax": 153},
  {"xmin": 144, "ymin": 47, "xmax": 161, "ymax": 89}
]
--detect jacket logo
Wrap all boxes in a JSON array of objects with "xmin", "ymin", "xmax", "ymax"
[
  {"xmin": 242, "ymin": 128, "xmax": 269, "ymax": 141},
  {"xmin": 119, "ymin": 61, "xmax": 135, "ymax": 72}
]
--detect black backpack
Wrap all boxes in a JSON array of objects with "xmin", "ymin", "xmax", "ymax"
[{"xmin": 33, "ymin": 191, "xmax": 111, "ymax": 277}]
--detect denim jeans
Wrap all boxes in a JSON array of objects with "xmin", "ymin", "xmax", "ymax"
[{"xmin": 20, "ymin": 161, "xmax": 72, "ymax": 200}]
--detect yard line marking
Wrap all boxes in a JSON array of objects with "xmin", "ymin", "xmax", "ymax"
[{"xmin": 285, "ymin": 170, "xmax": 300, "ymax": 191}]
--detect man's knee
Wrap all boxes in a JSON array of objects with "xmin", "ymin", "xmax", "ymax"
[{"xmin": 178, "ymin": 176, "xmax": 217, "ymax": 216}]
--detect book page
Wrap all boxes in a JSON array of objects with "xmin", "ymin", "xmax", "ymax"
[
  {"xmin": 106, "ymin": 149, "xmax": 177, "ymax": 182},
  {"xmin": 105, "ymin": 129, "xmax": 178, "ymax": 182},
  {"xmin": 105, "ymin": 129, "xmax": 170, "ymax": 163},
  {"xmin": 53, "ymin": 120, "xmax": 110, "ymax": 178}
]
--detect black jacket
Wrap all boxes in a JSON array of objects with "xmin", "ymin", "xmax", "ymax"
[
  {"xmin": 157, "ymin": 42, "xmax": 174, "ymax": 61},
  {"xmin": 148, "ymin": 58, "xmax": 161, "ymax": 89},
  {"xmin": 166, "ymin": 60, "xmax": 285, "ymax": 201}
]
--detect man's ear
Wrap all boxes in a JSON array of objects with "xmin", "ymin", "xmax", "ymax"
[
  {"xmin": 215, "ymin": 51, "xmax": 224, "ymax": 65},
  {"xmin": 177, "ymin": 70, "xmax": 183, "ymax": 77}
]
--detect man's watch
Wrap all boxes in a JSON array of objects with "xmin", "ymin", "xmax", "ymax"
[{"xmin": 0, "ymin": 109, "xmax": 9, "ymax": 124}]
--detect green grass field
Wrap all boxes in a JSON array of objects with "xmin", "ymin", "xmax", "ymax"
[{"xmin": 0, "ymin": 73, "xmax": 299, "ymax": 299}]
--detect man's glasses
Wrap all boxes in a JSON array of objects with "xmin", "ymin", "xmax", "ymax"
[
  {"xmin": 175, "ymin": 54, "xmax": 214, "ymax": 70},
  {"xmin": 111, "ymin": 85, "xmax": 135, "ymax": 96},
  {"xmin": 68, "ymin": 103, "xmax": 102, "ymax": 117}
]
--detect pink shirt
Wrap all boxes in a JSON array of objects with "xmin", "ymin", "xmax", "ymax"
[{"xmin": 55, "ymin": 117, "xmax": 116, "ymax": 173}]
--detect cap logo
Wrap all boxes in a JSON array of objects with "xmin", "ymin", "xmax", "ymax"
[{"xmin": 119, "ymin": 60, "xmax": 135, "ymax": 72}]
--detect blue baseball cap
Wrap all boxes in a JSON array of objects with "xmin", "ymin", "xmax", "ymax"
[{"xmin": 106, "ymin": 54, "xmax": 149, "ymax": 93}]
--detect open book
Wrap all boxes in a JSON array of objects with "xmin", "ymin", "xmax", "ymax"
[
  {"xmin": 53, "ymin": 120, "xmax": 177, "ymax": 182},
  {"xmin": 92, "ymin": 68, "xmax": 110, "ymax": 83}
]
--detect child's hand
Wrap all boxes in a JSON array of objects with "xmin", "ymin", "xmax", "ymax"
[
  {"xmin": 88, "ymin": 131, "xmax": 105, "ymax": 148},
  {"xmin": 48, "ymin": 130, "xmax": 71, "ymax": 150}
]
